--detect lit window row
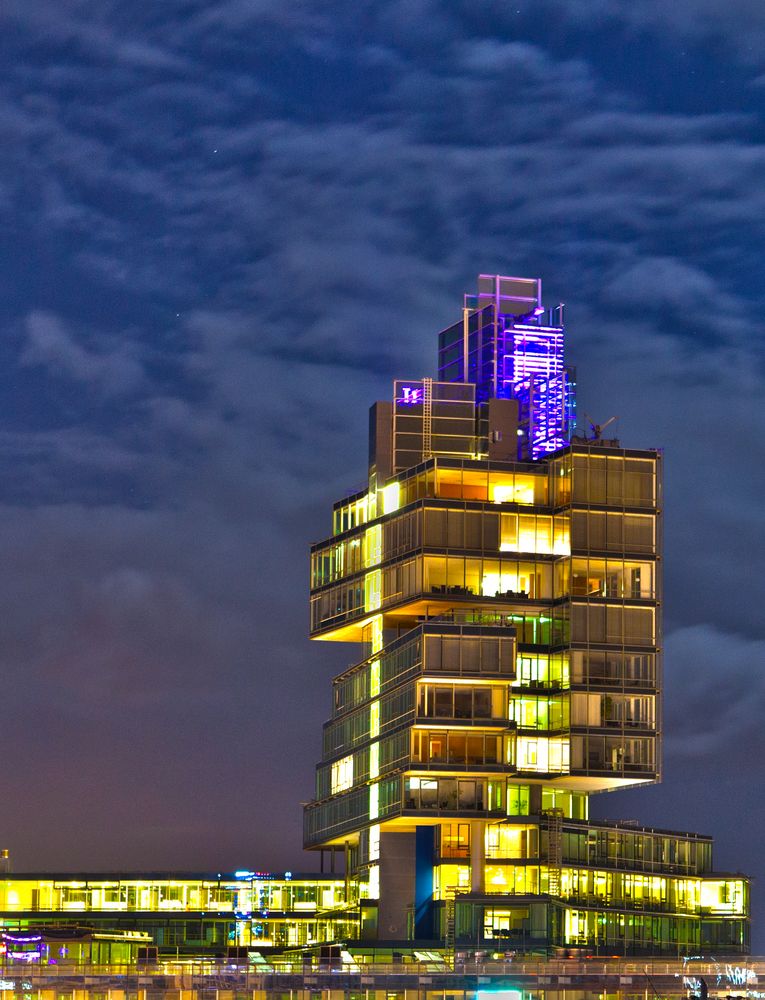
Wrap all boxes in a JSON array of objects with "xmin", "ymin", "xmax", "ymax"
[
  {"xmin": 435, "ymin": 864, "xmax": 746, "ymax": 918},
  {"xmin": 0, "ymin": 878, "xmax": 352, "ymax": 913}
]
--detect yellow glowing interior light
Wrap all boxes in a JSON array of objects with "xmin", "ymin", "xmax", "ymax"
[
  {"xmin": 700, "ymin": 879, "xmax": 745, "ymax": 914},
  {"xmin": 519, "ymin": 529, "xmax": 540, "ymax": 550},
  {"xmin": 370, "ymin": 701, "xmax": 380, "ymax": 738},
  {"xmin": 552, "ymin": 521, "xmax": 571, "ymax": 555},
  {"xmin": 367, "ymin": 864, "xmax": 380, "ymax": 899},
  {"xmin": 381, "ymin": 481, "xmax": 401, "ymax": 515},
  {"xmin": 434, "ymin": 864, "xmax": 470, "ymax": 898},
  {"xmin": 369, "ymin": 782, "xmax": 379, "ymax": 819},
  {"xmin": 492, "ymin": 485, "xmax": 515, "ymax": 504},
  {"xmin": 370, "ymin": 615, "xmax": 383, "ymax": 654},
  {"xmin": 330, "ymin": 754, "xmax": 354, "ymax": 794},
  {"xmin": 354, "ymin": 495, "xmax": 369, "ymax": 525},
  {"xmin": 481, "ymin": 571, "xmax": 521, "ymax": 596},
  {"xmin": 364, "ymin": 570, "xmax": 382, "ymax": 612},
  {"xmin": 370, "ymin": 659, "xmax": 381, "ymax": 697},
  {"xmin": 363, "ymin": 524, "xmax": 382, "ymax": 568},
  {"xmin": 369, "ymin": 824, "xmax": 381, "ymax": 862},
  {"xmin": 491, "ymin": 479, "xmax": 535, "ymax": 505},
  {"xmin": 516, "ymin": 736, "xmax": 570, "ymax": 773},
  {"xmin": 369, "ymin": 741, "xmax": 379, "ymax": 779}
]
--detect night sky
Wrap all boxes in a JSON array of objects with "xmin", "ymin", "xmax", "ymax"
[{"xmin": 2, "ymin": 0, "xmax": 765, "ymax": 949}]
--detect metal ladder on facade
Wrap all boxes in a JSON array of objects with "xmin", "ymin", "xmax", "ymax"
[
  {"xmin": 422, "ymin": 376, "xmax": 433, "ymax": 458},
  {"xmin": 444, "ymin": 887, "xmax": 457, "ymax": 953},
  {"xmin": 544, "ymin": 807, "xmax": 564, "ymax": 898}
]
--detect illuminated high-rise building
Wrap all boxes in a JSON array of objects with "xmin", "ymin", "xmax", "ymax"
[{"xmin": 304, "ymin": 274, "xmax": 749, "ymax": 955}]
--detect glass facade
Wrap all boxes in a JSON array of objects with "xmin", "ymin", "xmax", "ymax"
[{"xmin": 0, "ymin": 874, "xmax": 360, "ymax": 954}]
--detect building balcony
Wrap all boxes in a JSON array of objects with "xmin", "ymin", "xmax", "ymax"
[{"xmin": 414, "ymin": 713, "xmax": 513, "ymax": 729}]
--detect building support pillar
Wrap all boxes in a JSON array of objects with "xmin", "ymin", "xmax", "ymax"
[
  {"xmin": 414, "ymin": 826, "xmax": 435, "ymax": 939},
  {"xmin": 470, "ymin": 820, "xmax": 486, "ymax": 894}
]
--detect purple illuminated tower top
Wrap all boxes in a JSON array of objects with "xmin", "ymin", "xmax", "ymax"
[{"xmin": 437, "ymin": 274, "xmax": 576, "ymax": 460}]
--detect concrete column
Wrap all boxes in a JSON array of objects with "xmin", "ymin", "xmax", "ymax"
[
  {"xmin": 378, "ymin": 831, "xmax": 415, "ymax": 940},
  {"xmin": 414, "ymin": 825, "xmax": 435, "ymax": 939},
  {"xmin": 470, "ymin": 820, "xmax": 486, "ymax": 894}
]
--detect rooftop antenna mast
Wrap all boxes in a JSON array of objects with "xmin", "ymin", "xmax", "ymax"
[{"xmin": 584, "ymin": 413, "xmax": 618, "ymax": 442}]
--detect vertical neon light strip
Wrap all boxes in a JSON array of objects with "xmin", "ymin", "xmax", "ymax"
[
  {"xmin": 367, "ymin": 638, "xmax": 381, "ymax": 903},
  {"xmin": 496, "ymin": 304, "xmax": 574, "ymax": 458},
  {"xmin": 508, "ymin": 324, "xmax": 569, "ymax": 459},
  {"xmin": 369, "ymin": 615, "xmax": 383, "ymax": 653},
  {"xmin": 369, "ymin": 823, "xmax": 380, "ymax": 861},
  {"xmin": 369, "ymin": 616, "xmax": 383, "ymax": 821},
  {"xmin": 369, "ymin": 781, "xmax": 379, "ymax": 820},
  {"xmin": 364, "ymin": 524, "xmax": 382, "ymax": 568},
  {"xmin": 369, "ymin": 657, "xmax": 381, "ymax": 778},
  {"xmin": 364, "ymin": 570, "xmax": 381, "ymax": 612}
]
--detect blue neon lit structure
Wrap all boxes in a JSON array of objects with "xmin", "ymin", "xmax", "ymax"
[{"xmin": 437, "ymin": 274, "xmax": 576, "ymax": 460}]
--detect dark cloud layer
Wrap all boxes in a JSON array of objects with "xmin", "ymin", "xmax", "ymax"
[{"xmin": 1, "ymin": 0, "xmax": 764, "ymax": 946}]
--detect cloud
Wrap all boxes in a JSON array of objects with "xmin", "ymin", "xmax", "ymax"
[
  {"xmin": 604, "ymin": 257, "xmax": 731, "ymax": 313},
  {"xmin": 21, "ymin": 311, "xmax": 145, "ymax": 396},
  {"xmin": 663, "ymin": 626, "xmax": 765, "ymax": 760},
  {"xmin": 544, "ymin": 0, "xmax": 765, "ymax": 65}
]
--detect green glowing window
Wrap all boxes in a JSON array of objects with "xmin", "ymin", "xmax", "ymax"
[{"xmin": 507, "ymin": 784, "xmax": 530, "ymax": 816}]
